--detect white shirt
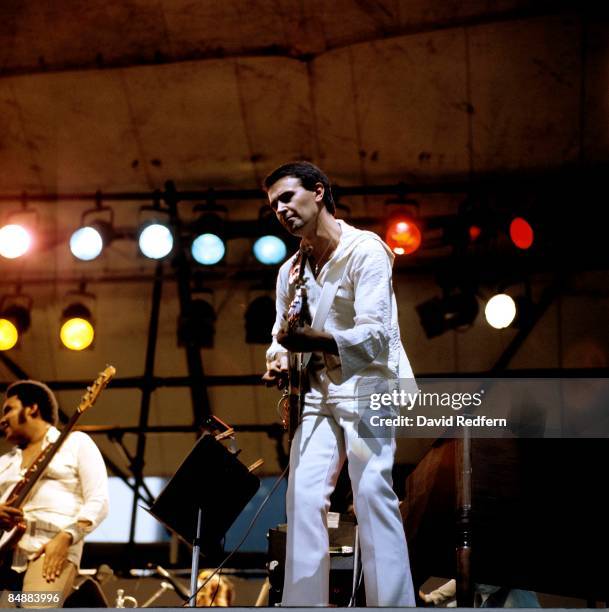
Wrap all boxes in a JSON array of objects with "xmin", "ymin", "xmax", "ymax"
[
  {"xmin": 0, "ymin": 427, "xmax": 109, "ymax": 572},
  {"xmin": 267, "ymin": 220, "xmax": 415, "ymax": 404}
]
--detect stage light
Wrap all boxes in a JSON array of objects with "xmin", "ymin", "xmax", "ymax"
[
  {"xmin": 253, "ymin": 236, "xmax": 287, "ymax": 265},
  {"xmin": 177, "ymin": 299, "xmax": 216, "ymax": 348},
  {"xmin": 137, "ymin": 198, "xmax": 173, "ymax": 260},
  {"xmin": 469, "ymin": 225, "xmax": 482, "ymax": 241},
  {"xmin": 385, "ymin": 215, "xmax": 422, "ymax": 255},
  {"xmin": 446, "ymin": 195, "xmax": 495, "ymax": 251},
  {"xmin": 0, "ymin": 319, "xmax": 18, "ymax": 351},
  {"xmin": 0, "ymin": 224, "xmax": 32, "ymax": 259},
  {"xmin": 509, "ymin": 217, "xmax": 534, "ymax": 250},
  {"xmin": 0, "ymin": 300, "xmax": 32, "ymax": 350},
  {"xmin": 191, "ymin": 233, "xmax": 225, "ymax": 266},
  {"xmin": 70, "ymin": 198, "xmax": 117, "ymax": 261},
  {"xmin": 252, "ymin": 207, "xmax": 291, "ymax": 265},
  {"xmin": 70, "ymin": 226, "xmax": 104, "ymax": 261},
  {"xmin": 485, "ymin": 294, "xmax": 516, "ymax": 329},
  {"xmin": 191, "ymin": 205, "xmax": 227, "ymax": 266},
  {"xmin": 416, "ymin": 292, "xmax": 479, "ymax": 339},
  {"xmin": 138, "ymin": 223, "xmax": 174, "ymax": 260},
  {"xmin": 60, "ymin": 303, "xmax": 94, "ymax": 350},
  {"xmin": 245, "ymin": 296, "xmax": 276, "ymax": 343}
]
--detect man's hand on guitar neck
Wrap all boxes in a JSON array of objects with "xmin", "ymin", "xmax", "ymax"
[
  {"xmin": 277, "ymin": 325, "xmax": 339, "ymax": 355},
  {"xmin": 0, "ymin": 504, "xmax": 23, "ymax": 530}
]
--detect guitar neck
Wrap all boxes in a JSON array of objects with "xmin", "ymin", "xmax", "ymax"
[
  {"xmin": 8, "ymin": 365, "xmax": 115, "ymax": 509},
  {"xmin": 12, "ymin": 410, "xmax": 82, "ymax": 508}
]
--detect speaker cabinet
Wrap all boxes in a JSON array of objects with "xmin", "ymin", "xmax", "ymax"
[{"xmin": 267, "ymin": 515, "xmax": 365, "ymax": 606}]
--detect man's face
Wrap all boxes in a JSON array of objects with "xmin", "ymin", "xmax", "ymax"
[
  {"xmin": 0, "ymin": 396, "xmax": 29, "ymax": 444},
  {"xmin": 267, "ymin": 176, "xmax": 323, "ymax": 237}
]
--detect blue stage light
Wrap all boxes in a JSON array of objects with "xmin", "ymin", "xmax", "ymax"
[
  {"xmin": 191, "ymin": 233, "xmax": 225, "ymax": 265},
  {"xmin": 70, "ymin": 226, "xmax": 104, "ymax": 261},
  {"xmin": 253, "ymin": 235, "xmax": 287, "ymax": 265}
]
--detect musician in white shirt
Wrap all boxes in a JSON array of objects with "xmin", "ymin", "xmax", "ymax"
[
  {"xmin": 262, "ymin": 162, "xmax": 416, "ymax": 606},
  {"xmin": 0, "ymin": 380, "xmax": 109, "ymax": 606}
]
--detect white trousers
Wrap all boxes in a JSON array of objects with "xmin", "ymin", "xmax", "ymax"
[{"xmin": 282, "ymin": 400, "xmax": 415, "ymax": 606}]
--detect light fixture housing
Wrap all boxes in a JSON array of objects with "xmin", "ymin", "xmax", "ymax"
[
  {"xmin": 245, "ymin": 296, "xmax": 276, "ymax": 343},
  {"xmin": 0, "ymin": 297, "xmax": 32, "ymax": 350},
  {"xmin": 252, "ymin": 208, "xmax": 290, "ymax": 265},
  {"xmin": 384, "ymin": 197, "xmax": 422, "ymax": 256},
  {"xmin": 177, "ymin": 299, "xmax": 216, "ymax": 348},
  {"xmin": 70, "ymin": 199, "xmax": 117, "ymax": 261},
  {"xmin": 445, "ymin": 195, "xmax": 495, "ymax": 251},
  {"xmin": 191, "ymin": 209, "xmax": 227, "ymax": 266},
  {"xmin": 136, "ymin": 201, "xmax": 174, "ymax": 260},
  {"xmin": 416, "ymin": 291, "xmax": 479, "ymax": 339}
]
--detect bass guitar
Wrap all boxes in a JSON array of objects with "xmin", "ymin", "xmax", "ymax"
[
  {"xmin": 0, "ymin": 365, "xmax": 116, "ymax": 561},
  {"xmin": 278, "ymin": 249, "xmax": 311, "ymax": 443}
]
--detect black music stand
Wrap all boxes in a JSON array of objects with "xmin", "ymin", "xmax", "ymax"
[{"xmin": 146, "ymin": 433, "xmax": 260, "ymax": 607}]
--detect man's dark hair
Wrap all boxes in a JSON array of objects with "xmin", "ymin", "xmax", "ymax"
[
  {"xmin": 6, "ymin": 380, "xmax": 59, "ymax": 426},
  {"xmin": 264, "ymin": 161, "xmax": 336, "ymax": 214}
]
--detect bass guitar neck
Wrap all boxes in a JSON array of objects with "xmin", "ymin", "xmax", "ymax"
[{"xmin": 0, "ymin": 366, "xmax": 115, "ymax": 562}]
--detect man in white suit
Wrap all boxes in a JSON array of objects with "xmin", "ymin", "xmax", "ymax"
[{"xmin": 262, "ymin": 162, "xmax": 416, "ymax": 606}]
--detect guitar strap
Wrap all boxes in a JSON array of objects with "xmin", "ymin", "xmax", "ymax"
[
  {"xmin": 303, "ymin": 255, "xmax": 349, "ymax": 368},
  {"xmin": 292, "ymin": 226, "xmax": 417, "ymax": 399}
]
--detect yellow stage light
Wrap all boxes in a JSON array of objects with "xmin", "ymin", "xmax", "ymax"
[
  {"xmin": 0, "ymin": 302, "xmax": 31, "ymax": 350},
  {"xmin": 60, "ymin": 315, "xmax": 94, "ymax": 351},
  {"xmin": 0, "ymin": 319, "xmax": 18, "ymax": 351}
]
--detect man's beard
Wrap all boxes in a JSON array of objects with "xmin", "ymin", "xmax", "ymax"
[{"xmin": 285, "ymin": 218, "xmax": 303, "ymax": 233}]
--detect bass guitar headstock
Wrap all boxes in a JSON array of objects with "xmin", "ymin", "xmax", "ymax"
[{"xmin": 77, "ymin": 365, "xmax": 116, "ymax": 414}]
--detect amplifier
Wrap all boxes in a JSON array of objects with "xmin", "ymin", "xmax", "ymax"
[{"xmin": 267, "ymin": 514, "xmax": 365, "ymax": 606}]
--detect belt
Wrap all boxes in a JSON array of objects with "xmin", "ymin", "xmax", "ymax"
[
  {"xmin": 10, "ymin": 520, "xmax": 67, "ymax": 572},
  {"xmin": 26, "ymin": 519, "xmax": 61, "ymax": 537}
]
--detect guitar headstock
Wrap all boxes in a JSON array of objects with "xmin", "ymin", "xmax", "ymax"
[{"xmin": 77, "ymin": 365, "xmax": 116, "ymax": 414}]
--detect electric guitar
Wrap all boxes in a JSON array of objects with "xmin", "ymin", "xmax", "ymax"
[
  {"xmin": 278, "ymin": 250, "xmax": 311, "ymax": 442},
  {"xmin": 0, "ymin": 365, "xmax": 116, "ymax": 561}
]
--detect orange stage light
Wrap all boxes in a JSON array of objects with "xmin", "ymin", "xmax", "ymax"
[{"xmin": 385, "ymin": 216, "xmax": 422, "ymax": 255}]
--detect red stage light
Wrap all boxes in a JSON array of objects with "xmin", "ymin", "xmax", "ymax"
[
  {"xmin": 509, "ymin": 217, "xmax": 534, "ymax": 249},
  {"xmin": 385, "ymin": 216, "xmax": 422, "ymax": 255},
  {"xmin": 468, "ymin": 225, "xmax": 482, "ymax": 241}
]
